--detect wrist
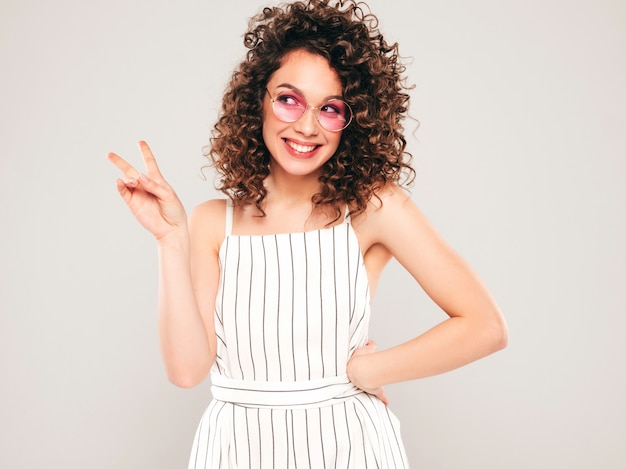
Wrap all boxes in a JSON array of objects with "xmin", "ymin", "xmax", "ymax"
[
  {"xmin": 348, "ymin": 352, "xmax": 381, "ymax": 391},
  {"xmin": 156, "ymin": 226, "xmax": 190, "ymax": 251}
]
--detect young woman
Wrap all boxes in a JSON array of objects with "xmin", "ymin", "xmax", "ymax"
[{"xmin": 108, "ymin": 1, "xmax": 508, "ymax": 467}]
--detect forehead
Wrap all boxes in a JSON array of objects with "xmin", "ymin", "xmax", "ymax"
[{"xmin": 267, "ymin": 49, "xmax": 342, "ymax": 98}]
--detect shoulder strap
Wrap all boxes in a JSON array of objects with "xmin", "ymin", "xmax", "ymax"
[
  {"xmin": 343, "ymin": 204, "xmax": 351, "ymax": 224},
  {"xmin": 224, "ymin": 199, "xmax": 234, "ymax": 236}
]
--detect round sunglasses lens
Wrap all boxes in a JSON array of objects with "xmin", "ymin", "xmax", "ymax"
[
  {"xmin": 273, "ymin": 94, "xmax": 306, "ymax": 122},
  {"xmin": 319, "ymin": 100, "xmax": 350, "ymax": 131}
]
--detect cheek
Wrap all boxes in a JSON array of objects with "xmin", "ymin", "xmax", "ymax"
[
  {"xmin": 262, "ymin": 103, "xmax": 283, "ymax": 136},
  {"xmin": 262, "ymin": 115, "xmax": 288, "ymax": 161},
  {"xmin": 328, "ymin": 132, "xmax": 342, "ymax": 152},
  {"xmin": 262, "ymin": 116, "xmax": 277, "ymax": 143}
]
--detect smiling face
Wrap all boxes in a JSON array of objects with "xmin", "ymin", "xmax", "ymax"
[{"xmin": 262, "ymin": 49, "xmax": 344, "ymax": 181}]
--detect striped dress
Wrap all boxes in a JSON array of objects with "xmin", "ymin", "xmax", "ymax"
[{"xmin": 189, "ymin": 202, "xmax": 408, "ymax": 468}]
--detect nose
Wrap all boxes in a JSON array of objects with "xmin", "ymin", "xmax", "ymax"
[{"xmin": 294, "ymin": 105, "xmax": 319, "ymax": 136}]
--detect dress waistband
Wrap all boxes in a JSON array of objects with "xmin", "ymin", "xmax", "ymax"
[{"xmin": 210, "ymin": 373, "xmax": 362, "ymax": 409}]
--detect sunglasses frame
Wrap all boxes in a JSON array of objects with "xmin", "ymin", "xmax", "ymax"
[{"xmin": 266, "ymin": 88, "xmax": 353, "ymax": 132}]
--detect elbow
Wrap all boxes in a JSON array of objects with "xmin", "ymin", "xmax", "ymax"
[
  {"xmin": 487, "ymin": 314, "xmax": 509, "ymax": 353},
  {"xmin": 169, "ymin": 373, "xmax": 204, "ymax": 389},
  {"xmin": 469, "ymin": 309, "xmax": 508, "ymax": 357},
  {"xmin": 166, "ymin": 356, "xmax": 215, "ymax": 389},
  {"xmin": 164, "ymin": 351, "xmax": 216, "ymax": 388},
  {"xmin": 166, "ymin": 366, "xmax": 206, "ymax": 388}
]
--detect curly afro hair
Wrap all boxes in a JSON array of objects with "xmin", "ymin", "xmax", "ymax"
[{"xmin": 207, "ymin": 0, "xmax": 415, "ymax": 221}]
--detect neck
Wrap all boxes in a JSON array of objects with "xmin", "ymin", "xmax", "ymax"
[
  {"xmin": 240, "ymin": 169, "xmax": 342, "ymax": 233},
  {"xmin": 263, "ymin": 168, "xmax": 322, "ymax": 207}
]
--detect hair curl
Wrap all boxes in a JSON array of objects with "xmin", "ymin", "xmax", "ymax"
[{"xmin": 207, "ymin": 0, "xmax": 415, "ymax": 220}]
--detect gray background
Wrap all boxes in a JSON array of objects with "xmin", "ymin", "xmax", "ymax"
[{"xmin": 1, "ymin": 0, "xmax": 624, "ymax": 467}]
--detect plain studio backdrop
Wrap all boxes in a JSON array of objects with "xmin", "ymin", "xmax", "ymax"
[{"xmin": 1, "ymin": 0, "xmax": 624, "ymax": 467}]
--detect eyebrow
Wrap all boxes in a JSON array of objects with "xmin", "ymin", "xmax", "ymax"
[{"xmin": 273, "ymin": 83, "xmax": 344, "ymax": 102}]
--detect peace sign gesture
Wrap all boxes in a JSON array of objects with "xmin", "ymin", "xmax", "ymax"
[{"xmin": 108, "ymin": 141, "xmax": 187, "ymax": 241}]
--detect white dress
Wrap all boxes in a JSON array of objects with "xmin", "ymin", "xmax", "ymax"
[{"xmin": 188, "ymin": 202, "xmax": 408, "ymax": 468}]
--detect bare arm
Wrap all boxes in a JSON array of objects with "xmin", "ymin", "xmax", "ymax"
[
  {"xmin": 155, "ymin": 219, "xmax": 218, "ymax": 388},
  {"xmin": 348, "ymin": 185, "xmax": 508, "ymax": 394},
  {"xmin": 108, "ymin": 142, "xmax": 218, "ymax": 387}
]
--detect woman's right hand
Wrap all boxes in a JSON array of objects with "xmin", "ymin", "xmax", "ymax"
[{"xmin": 108, "ymin": 141, "xmax": 187, "ymax": 241}]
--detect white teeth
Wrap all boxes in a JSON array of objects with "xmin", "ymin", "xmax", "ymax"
[{"xmin": 286, "ymin": 140, "xmax": 317, "ymax": 153}]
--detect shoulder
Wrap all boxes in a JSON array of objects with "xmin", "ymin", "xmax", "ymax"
[
  {"xmin": 188, "ymin": 198, "xmax": 229, "ymax": 254},
  {"xmin": 352, "ymin": 183, "xmax": 417, "ymax": 232},
  {"xmin": 190, "ymin": 198, "xmax": 228, "ymax": 221},
  {"xmin": 372, "ymin": 183, "xmax": 414, "ymax": 213},
  {"xmin": 351, "ymin": 183, "xmax": 436, "ymax": 252},
  {"xmin": 351, "ymin": 183, "xmax": 467, "ymax": 284}
]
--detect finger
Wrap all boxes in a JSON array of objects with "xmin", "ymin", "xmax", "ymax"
[
  {"xmin": 363, "ymin": 340, "xmax": 377, "ymax": 352},
  {"xmin": 378, "ymin": 389, "xmax": 389, "ymax": 406},
  {"xmin": 108, "ymin": 152, "xmax": 140, "ymax": 179},
  {"xmin": 115, "ymin": 178, "xmax": 136, "ymax": 204},
  {"xmin": 136, "ymin": 172, "xmax": 172, "ymax": 201},
  {"xmin": 138, "ymin": 141, "xmax": 165, "ymax": 181}
]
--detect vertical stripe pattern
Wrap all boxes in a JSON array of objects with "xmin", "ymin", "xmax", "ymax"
[{"xmin": 189, "ymin": 217, "xmax": 408, "ymax": 468}]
